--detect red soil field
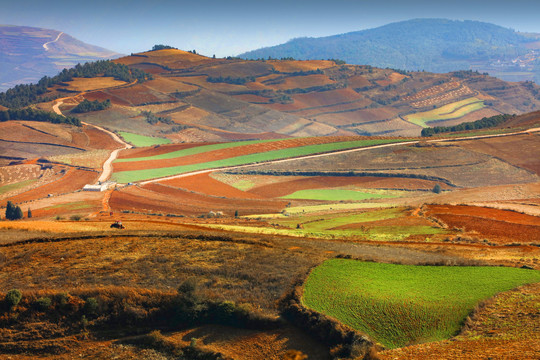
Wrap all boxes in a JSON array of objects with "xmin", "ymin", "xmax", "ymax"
[
  {"xmin": 316, "ymin": 107, "xmax": 401, "ymax": 126},
  {"xmin": 458, "ymin": 133, "xmax": 540, "ymax": 175},
  {"xmin": 333, "ymin": 215, "xmax": 434, "ymax": 230},
  {"xmin": 110, "ymin": 184, "xmax": 286, "ymax": 216},
  {"xmin": 425, "ymin": 205, "xmax": 540, "ymax": 226},
  {"xmin": 231, "ymin": 94, "xmax": 271, "ymax": 103},
  {"xmin": 3, "ymin": 168, "xmax": 99, "ymax": 206},
  {"xmin": 347, "ymin": 75, "xmax": 372, "ymax": 89},
  {"xmin": 425, "ymin": 205, "xmax": 540, "ymax": 243},
  {"xmin": 266, "ymin": 75, "xmax": 335, "ymax": 91},
  {"xmin": 206, "ymin": 130, "xmax": 286, "ymax": 141},
  {"xmin": 105, "ymin": 84, "xmax": 176, "ymax": 106},
  {"xmin": 292, "ymin": 88, "xmax": 364, "ymax": 107},
  {"xmin": 0, "ymin": 122, "xmax": 73, "ymax": 146},
  {"xmin": 83, "ymin": 91, "xmax": 131, "ymax": 107},
  {"xmin": 113, "ymin": 136, "xmax": 364, "ymax": 172},
  {"xmin": 249, "ymin": 176, "xmax": 450, "ymax": 198},
  {"xmin": 83, "ymin": 126, "xmax": 122, "ymax": 150},
  {"xmin": 159, "ymin": 173, "xmax": 264, "ymax": 199},
  {"xmin": 115, "ymin": 49, "xmax": 213, "ymax": 70},
  {"xmin": 269, "ymin": 60, "xmax": 335, "ymax": 72}
]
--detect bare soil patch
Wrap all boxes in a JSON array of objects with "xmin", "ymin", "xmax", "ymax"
[{"xmin": 159, "ymin": 172, "xmax": 264, "ymax": 199}]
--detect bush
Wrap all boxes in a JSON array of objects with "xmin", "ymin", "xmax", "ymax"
[
  {"xmin": 84, "ymin": 297, "xmax": 99, "ymax": 315},
  {"xmin": 70, "ymin": 214, "xmax": 82, "ymax": 221},
  {"xmin": 35, "ymin": 297, "xmax": 52, "ymax": 311},
  {"xmin": 5, "ymin": 289, "xmax": 22, "ymax": 309},
  {"xmin": 433, "ymin": 184, "xmax": 442, "ymax": 194}
]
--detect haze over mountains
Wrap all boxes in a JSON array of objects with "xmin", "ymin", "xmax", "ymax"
[
  {"xmin": 240, "ymin": 19, "xmax": 540, "ymax": 83},
  {"xmin": 0, "ymin": 25, "xmax": 121, "ymax": 91}
]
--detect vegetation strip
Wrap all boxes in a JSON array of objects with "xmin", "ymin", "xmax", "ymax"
[
  {"xmin": 302, "ymin": 259, "xmax": 540, "ymax": 349},
  {"xmin": 112, "ymin": 139, "xmax": 406, "ymax": 183},
  {"xmin": 118, "ymin": 131, "xmax": 171, "ymax": 147},
  {"xmin": 114, "ymin": 138, "xmax": 284, "ymax": 163}
]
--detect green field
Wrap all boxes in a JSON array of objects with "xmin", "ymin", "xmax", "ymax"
[
  {"xmin": 280, "ymin": 189, "xmax": 399, "ymax": 201},
  {"xmin": 118, "ymin": 131, "xmax": 171, "ymax": 147},
  {"xmin": 112, "ymin": 138, "xmax": 407, "ymax": 183},
  {"xmin": 302, "ymin": 259, "xmax": 540, "ymax": 348},
  {"xmin": 405, "ymin": 97, "xmax": 485, "ymax": 127},
  {"xmin": 115, "ymin": 139, "xmax": 281, "ymax": 163},
  {"xmin": 0, "ymin": 179, "xmax": 38, "ymax": 195}
]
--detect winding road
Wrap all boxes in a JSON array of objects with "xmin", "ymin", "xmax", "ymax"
[
  {"xmin": 43, "ymin": 32, "xmax": 64, "ymax": 51},
  {"xmin": 52, "ymin": 98, "xmax": 132, "ymax": 184}
]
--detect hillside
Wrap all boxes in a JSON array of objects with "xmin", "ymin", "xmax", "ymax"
[
  {"xmin": 10, "ymin": 49, "xmax": 535, "ymax": 141},
  {"xmin": 0, "ymin": 25, "xmax": 121, "ymax": 91},
  {"xmin": 239, "ymin": 19, "xmax": 540, "ymax": 83}
]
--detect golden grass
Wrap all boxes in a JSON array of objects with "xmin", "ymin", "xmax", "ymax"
[{"xmin": 65, "ymin": 77, "xmax": 127, "ymax": 92}]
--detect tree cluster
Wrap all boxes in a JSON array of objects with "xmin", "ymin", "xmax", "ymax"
[
  {"xmin": 421, "ymin": 114, "xmax": 514, "ymax": 137},
  {"xmin": 151, "ymin": 44, "xmax": 178, "ymax": 51},
  {"xmin": 5, "ymin": 201, "xmax": 23, "ymax": 220},
  {"xmin": 0, "ymin": 60, "xmax": 153, "ymax": 108},
  {"xmin": 71, "ymin": 99, "xmax": 111, "ymax": 113},
  {"xmin": 206, "ymin": 76, "xmax": 255, "ymax": 85},
  {"xmin": 0, "ymin": 108, "xmax": 80, "ymax": 126},
  {"xmin": 141, "ymin": 110, "xmax": 173, "ymax": 125}
]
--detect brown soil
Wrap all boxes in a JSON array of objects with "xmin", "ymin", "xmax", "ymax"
[
  {"xmin": 249, "ymin": 176, "xmax": 451, "ymax": 198},
  {"xmin": 159, "ymin": 173, "xmax": 264, "ymax": 199},
  {"xmin": 113, "ymin": 136, "xmax": 365, "ymax": 172}
]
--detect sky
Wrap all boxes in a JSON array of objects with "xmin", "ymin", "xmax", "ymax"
[{"xmin": 2, "ymin": 0, "xmax": 540, "ymax": 57}]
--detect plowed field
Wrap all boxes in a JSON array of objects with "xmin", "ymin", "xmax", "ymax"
[
  {"xmin": 111, "ymin": 184, "xmax": 287, "ymax": 216},
  {"xmin": 159, "ymin": 173, "xmax": 264, "ymax": 199},
  {"xmin": 84, "ymin": 125, "xmax": 121, "ymax": 150},
  {"xmin": 113, "ymin": 137, "xmax": 365, "ymax": 172},
  {"xmin": 2, "ymin": 168, "xmax": 99, "ymax": 206},
  {"xmin": 249, "ymin": 176, "xmax": 450, "ymax": 198},
  {"xmin": 425, "ymin": 205, "xmax": 540, "ymax": 243}
]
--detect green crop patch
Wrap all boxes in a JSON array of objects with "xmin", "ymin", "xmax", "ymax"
[
  {"xmin": 280, "ymin": 189, "xmax": 399, "ymax": 201},
  {"xmin": 0, "ymin": 179, "xmax": 38, "ymax": 195},
  {"xmin": 112, "ymin": 138, "xmax": 407, "ymax": 183},
  {"xmin": 302, "ymin": 259, "xmax": 540, "ymax": 349},
  {"xmin": 118, "ymin": 131, "xmax": 171, "ymax": 147}
]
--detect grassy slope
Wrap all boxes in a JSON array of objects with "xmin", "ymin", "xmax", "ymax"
[
  {"xmin": 112, "ymin": 139, "xmax": 406, "ymax": 183},
  {"xmin": 302, "ymin": 259, "xmax": 540, "ymax": 349},
  {"xmin": 118, "ymin": 131, "xmax": 171, "ymax": 147}
]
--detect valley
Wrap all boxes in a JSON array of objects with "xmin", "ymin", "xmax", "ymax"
[{"xmin": 0, "ymin": 49, "xmax": 539, "ymax": 360}]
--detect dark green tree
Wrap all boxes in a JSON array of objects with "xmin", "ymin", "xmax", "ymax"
[
  {"xmin": 5, "ymin": 201, "xmax": 22, "ymax": 220},
  {"xmin": 27, "ymin": 208, "xmax": 32, "ymax": 218},
  {"xmin": 433, "ymin": 184, "xmax": 442, "ymax": 194}
]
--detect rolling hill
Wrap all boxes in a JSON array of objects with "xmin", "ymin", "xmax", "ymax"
[
  {"xmin": 0, "ymin": 25, "xmax": 121, "ymax": 91},
  {"xmin": 239, "ymin": 19, "xmax": 540, "ymax": 83}
]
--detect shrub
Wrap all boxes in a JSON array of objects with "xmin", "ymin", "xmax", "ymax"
[
  {"xmin": 70, "ymin": 214, "xmax": 82, "ymax": 221},
  {"xmin": 433, "ymin": 184, "xmax": 442, "ymax": 194},
  {"xmin": 84, "ymin": 297, "xmax": 99, "ymax": 315},
  {"xmin": 34, "ymin": 296, "xmax": 52, "ymax": 311},
  {"xmin": 5, "ymin": 289, "xmax": 22, "ymax": 309}
]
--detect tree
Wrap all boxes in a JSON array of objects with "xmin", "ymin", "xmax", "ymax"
[
  {"xmin": 433, "ymin": 184, "xmax": 442, "ymax": 194},
  {"xmin": 6, "ymin": 201, "xmax": 23, "ymax": 220},
  {"xmin": 27, "ymin": 208, "xmax": 32, "ymax": 218}
]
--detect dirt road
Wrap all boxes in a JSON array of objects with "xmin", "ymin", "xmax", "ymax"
[
  {"xmin": 43, "ymin": 32, "xmax": 63, "ymax": 51},
  {"xmin": 52, "ymin": 98, "xmax": 132, "ymax": 183}
]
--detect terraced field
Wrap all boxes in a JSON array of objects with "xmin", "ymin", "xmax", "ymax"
[
  {"xmin": 404, "ymin": 97, "xmax": 486, "ymax": 127},
  {"xmin": 302, "ymin": 259, "xmax": 540, "ymax": 348},
  {"xmin": 111, "ymin": 138, "xmax": 407, "ymax": 183}
]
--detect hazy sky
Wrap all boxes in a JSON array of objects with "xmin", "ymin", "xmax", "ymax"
[{"xmin": 2, "ymin": 0, "xmax": 540, "ymax": 57}]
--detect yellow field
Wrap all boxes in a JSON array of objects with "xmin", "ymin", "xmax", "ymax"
[
  {"xmin": 405, "ymin": 97, "xmax": 485, "ymax": 127},
  {"xmin": 65, "ymin": 77, "xmax": 127, "ymax": 92}
]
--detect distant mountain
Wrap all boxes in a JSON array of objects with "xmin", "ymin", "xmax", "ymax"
[
  {"xmin": 0, "ymin": 25, "xmax": 122, "ymax": 91},
  {"xmin": 239, "ymin": 19, "xmax": 540, "ymax": 83}
]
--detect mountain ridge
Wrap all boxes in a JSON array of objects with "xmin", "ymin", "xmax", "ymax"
[
  {"xmin": 239, "ymin": 18, "xmax": 540, "ymax": 83},
  {"xmin": 0, "ymin": 25, "xmax": 122, "ymax": 91}
]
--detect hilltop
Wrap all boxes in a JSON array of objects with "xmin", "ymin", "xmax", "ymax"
[
  {"xmin": 2, "ymin": 48, "xmax": 535, "ymax": 142},
  {"xmin": 0, "ymin": 25, "xmax": 121, "ymax": 91},
  {"xmin": 239, "ymin": 19, "xmax": 540, "ymax": 83}
]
